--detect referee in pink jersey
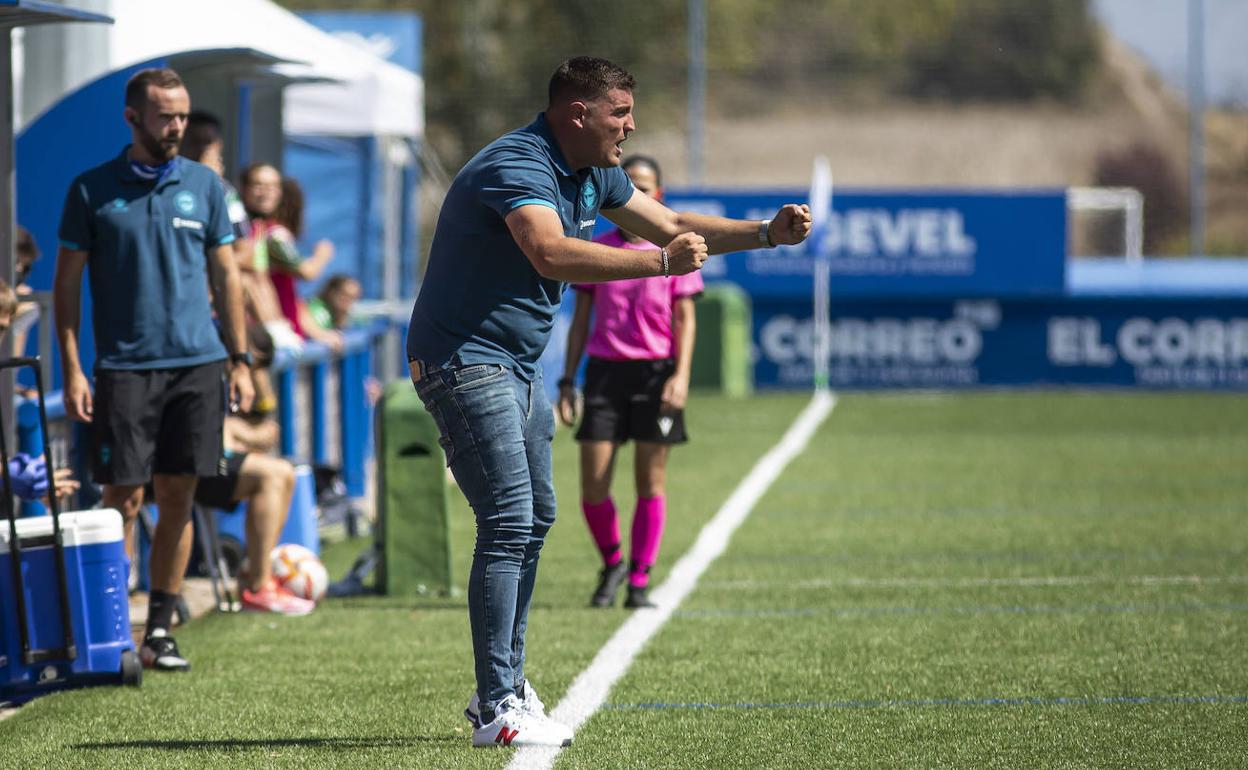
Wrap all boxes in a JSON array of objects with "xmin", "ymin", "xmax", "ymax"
[{"xmin": 558, "ymin": 156, "xmax": 702, "ymax": 609}]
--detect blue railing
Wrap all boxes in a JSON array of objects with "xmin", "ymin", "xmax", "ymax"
[
  {"xmin": 270, "ymin": 321, "xmax": 385, "ymax": 498},
  {"xmin": 15, "ymin": 316, "xmax": 400, "ymax": 513}
]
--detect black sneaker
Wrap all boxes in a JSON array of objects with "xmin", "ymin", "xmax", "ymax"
[
  {"xmin": 590, "ymin": 562, "xmax": 628, "ymax": 607},
  {"xmin": 624, "ymin": 585, "xmax": 656, "ymax": 609},
  {"xmin": 140, "ymin": 630, "xmax": 191, "ymax": 672}
]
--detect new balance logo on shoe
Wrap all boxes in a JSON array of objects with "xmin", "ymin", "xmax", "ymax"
[{"xmin": 470, "ymin": 692, "xmax": 573, "ymax": 748}]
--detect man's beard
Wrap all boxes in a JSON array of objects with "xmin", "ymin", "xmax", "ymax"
[{"xmin": 137, "ymin": 125, "xmax": 179, "ymax": 162}]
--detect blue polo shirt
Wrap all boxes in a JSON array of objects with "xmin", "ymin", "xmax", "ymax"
[
  {"xmin": 58, "ymin": 149, "xmax": 235, "ymax": 370},
  {"xmin": 407, "ymin": 113, "xmax": 634, "ymax": 379}
]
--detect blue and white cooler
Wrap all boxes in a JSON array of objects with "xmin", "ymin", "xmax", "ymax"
[{"xmin": 1, "ymin": 509, "xmax": 141, "ymax": 704}]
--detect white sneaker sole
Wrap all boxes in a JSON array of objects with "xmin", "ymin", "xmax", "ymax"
[{"xmin": 472, "ymin": 734, "xmax": 572, "ymax": 748}]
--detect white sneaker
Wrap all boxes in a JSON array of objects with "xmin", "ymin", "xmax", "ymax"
[
  {"xmin": 471, "ymin": 694, "xmax": 573, "ymax": 748},
  {"xmin": 465, "ymin": 679, "xmax": 548, "ymax": 727},
  {"xmin": 465, "ymin": 680, "xmax": 573, "ymax": 742}
]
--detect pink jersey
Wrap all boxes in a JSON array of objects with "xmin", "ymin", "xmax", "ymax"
[{"xmin": 575, "ymin": 229, "xmax": 704, "ymax": 361}]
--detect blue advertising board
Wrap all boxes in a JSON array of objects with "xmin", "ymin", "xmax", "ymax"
[
  {"xmin": 663, "ymin": 189, "xmax": 1067, "ymax": 298},
  {"xmin": 754, "ymin": 296, "xmax": 1248, "ymax": 390}
]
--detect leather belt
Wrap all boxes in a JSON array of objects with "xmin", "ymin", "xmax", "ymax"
[{"xmin": 408, "ymin": 358, "xmax": 429, "ymax": 383}]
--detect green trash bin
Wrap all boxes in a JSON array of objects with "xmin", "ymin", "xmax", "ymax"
[
  {"xmin": 689, "ymin": 282, "xmax": 753, "ymax": 397},
  {"xmin": 375, "ymin": 380, "xmax": 454, "ymax": 596}
]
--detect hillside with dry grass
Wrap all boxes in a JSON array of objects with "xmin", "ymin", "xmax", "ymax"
[{"xmin": 624, "ymin": 31, "xmax": 1246, "ymax": 255}]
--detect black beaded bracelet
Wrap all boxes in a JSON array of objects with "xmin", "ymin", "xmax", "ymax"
[{"xmin": 558, "ymin": 377, "xmax": 575, "ymax": 389}]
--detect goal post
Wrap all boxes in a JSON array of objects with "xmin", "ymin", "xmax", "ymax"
[
  {"xmin": 1067, "ymin": 186, "xmax": 1144, "ymax": 263},
  {"xmin": 809, "ymin": 156, "xmax": 833, "ymax": 392}
]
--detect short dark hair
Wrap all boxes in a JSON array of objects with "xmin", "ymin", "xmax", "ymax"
[
  {"xmin": 622, "ymin": 155, "xmax": 663, "ymax": 187},
  {"xmin": 548, "ymin": 57, "xmax": 635, "ymax": 106},
  {"xmin": 181, "ymin": 111, "xmax": 223, "ymax": 162},
  {"xmin": 125, "ymin": 67, "xmax": 185, "ymax": 111},
  {"xmin": 15, "ymin": 226, "xmax": 38, "ymax": 261},
  {"xmin": 321, "ymin": 274, "xmax": 358, "ymax": 297}
]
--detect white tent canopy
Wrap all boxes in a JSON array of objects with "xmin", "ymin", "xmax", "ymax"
[{"xmin": 103, "ymin": 0, "xmax": 421, "ymax": 138}]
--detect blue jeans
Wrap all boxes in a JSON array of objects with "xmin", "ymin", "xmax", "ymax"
[{"xmin": 413, "ymin": 363, "xmax": 556, "ymax": 723}]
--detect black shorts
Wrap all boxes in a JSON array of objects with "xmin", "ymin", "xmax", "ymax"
[
  {"xmin": 193, "ymin": 451, "xmax": 247, "ymax": 510},
  {"xmin": 575, "ymin": 357, "xmax": 689, "ymax": 445},
  {"xmin": 91, "ymin": 360, "xmax": 227, "ymax": 485}
]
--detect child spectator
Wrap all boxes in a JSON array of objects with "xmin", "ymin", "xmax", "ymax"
[
  {"xmin": 306, "ymin": 274, "xmax": 362, "ymax": 331},
  {"xmin": 0, "ymin": 278, "xmax": 78, "ymax": 503},
  {"xmin": 267, "ymin": 177, "xmax": 340, "ymax": 351}
]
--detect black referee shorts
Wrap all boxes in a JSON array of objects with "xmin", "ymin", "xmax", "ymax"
[
  {"xmin": 91, "ymin": 360, "xmax": 227, "ymax": 485},
  {"xmin": 575, "ymin": 357, "xmax": 689, "ymax": 445}
]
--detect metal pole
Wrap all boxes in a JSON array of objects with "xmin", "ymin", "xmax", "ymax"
[
  {"xmin": 1187, "ymin": 0, "xmax": 1206, "ymax": 256},
  {"xmin": 1, "ymin": 30, "xmax": 17, "ymax": 450},
  {"xmin": 687, "ymin": 0, "xmax": 705, "ymax": 187},
  {"xmin": 381, "ymin": 138, "xmax": 404, "ymax": 383}
]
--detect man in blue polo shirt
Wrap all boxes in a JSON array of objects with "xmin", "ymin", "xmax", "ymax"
[
  {"xmin": 54, "ymin": 68, "xmax": 254, "ymax": 673},
  {"xmin": 407, "ymin": 56, "xmax": 811, "ymax": 748}
]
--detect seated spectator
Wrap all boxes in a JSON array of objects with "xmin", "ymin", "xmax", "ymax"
[
  {"xmin": 183, "ymin": 117, "xmax": 284, "ymax": 419},
  {"xmin": 14, "ymin": 226, "xmax": 39, "ymax": 291},
  {"xmin": 267, "ymin": 177, "xmax": 340, "ymax": 352},
  {"xmin": 239, "ymin": 163, "xmax": 302, "ymax": 352},
  {"xmin": 224, "ymin": 323, "xmax": 281, "ymax": 455},
  {"xmin": 305, "ymin": 273, "xmax": 382, "ymax": 403},
  {"xmin": 10, "ymin": 227, "xmax": 42, "ymax": 361},
  {"xmin": 180, "ymin": 112, "xmax": 248, "ymax": 243},
  {"xmin": 0, "ymin": 278, "xmax": 78, "ymax": 502},
  {"xmin": 194, "ymin": 442, "xmax": 311, "ymax": 616},
  {"xmin": 307, "ymin": 274, "xmax": 362, "ymax": 331},
  {"xmin": 6, "ymin": 451, "xmax": 77, "ymax": 502},
  {"xmin": 193, "ymin": 335, "xmax": 310, "ymax": 615}
]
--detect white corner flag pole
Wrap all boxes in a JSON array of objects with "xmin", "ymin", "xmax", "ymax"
[{"xmin": 809, "ymin": 156, "xmax": 833, "ymax": 392}]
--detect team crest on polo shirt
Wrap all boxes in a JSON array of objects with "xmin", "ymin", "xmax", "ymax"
[
  {"xmin": 580, "ymin": 180, "xmax": 596, "ymax": 210},
  {"xmin": 174, "ymin": 191, "xmax": 197, "ymax": 214},
  {"xmin": 110, "ymin": 198, "xmax": 128, "ymax": 211}
]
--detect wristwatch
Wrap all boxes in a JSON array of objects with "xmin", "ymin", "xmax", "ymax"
[
  {"xmin": 759, "ymin": 219, "xmax": 776, "ymax": 248},
  {"xmin": 229, "ymin": 351, "xmax": 254, "ymax": 368}
]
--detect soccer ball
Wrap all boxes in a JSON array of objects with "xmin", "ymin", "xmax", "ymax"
[{"xmin": 270, "ymin": 543, "xmax": 328, "ymax": 602}]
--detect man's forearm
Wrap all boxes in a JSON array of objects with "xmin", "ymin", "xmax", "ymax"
[
  {"xmin": 52, "ymin": 265, "xmax": 83, "ymax": 376},
  {"xmin": 671, "ymin": 212, "xmax": 766, "ymax": 256},
  {"xmin": 535, "ymin": 238, "xmax": 662, "ymax": 283}
]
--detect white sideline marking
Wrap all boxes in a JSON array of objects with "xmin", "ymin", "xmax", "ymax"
[
  {"xmin": 506, "ymin": 391, "xmax": 837, "ymax": 770},
  {"xmin": 704, "ymin": 574, "xmax": 1248, "ymax": 590}
]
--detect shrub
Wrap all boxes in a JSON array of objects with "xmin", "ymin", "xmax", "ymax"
[{"xmin": 1093, "ymin": 141, "xmax": 1187, "ymax": 254}]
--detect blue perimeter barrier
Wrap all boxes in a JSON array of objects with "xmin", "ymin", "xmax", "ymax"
[
  {"xmin": 749, "ymin": 259, "xmax": 1248, "ymax": 390},
  {"xmin": 15, "ymin": 318, "xmax": 398, "ymax": 515}
]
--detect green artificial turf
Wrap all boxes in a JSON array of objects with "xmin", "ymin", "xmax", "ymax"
[{"xmin": 2, "ymin": 392, "xmax": 1245, "ymax": 769}]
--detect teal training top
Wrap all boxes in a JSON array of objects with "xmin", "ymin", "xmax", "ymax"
[
  {"xmin": 406, "ymin": 113, "xmax": 634, "ymax": 380},
  {"xmin": 59, "ymin": 149, "xmax": 235, "ymax": 370}
]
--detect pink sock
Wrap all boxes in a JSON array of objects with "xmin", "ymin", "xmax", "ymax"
[
  {"xmin": 582, "ymin": 497, "xmax": 622, "ymax": 566},
  {"xmin": 629, "ymin": 495, "xmax": 666, "ymax": 587}
]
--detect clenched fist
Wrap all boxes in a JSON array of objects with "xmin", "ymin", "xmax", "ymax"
[
  {"xmin": 664, "ymin": 232, "xmax": 708, "ymax": 275},
  {"xmin": 767, "ymin": 204, "xmax": 813, "ymax": 246}
]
